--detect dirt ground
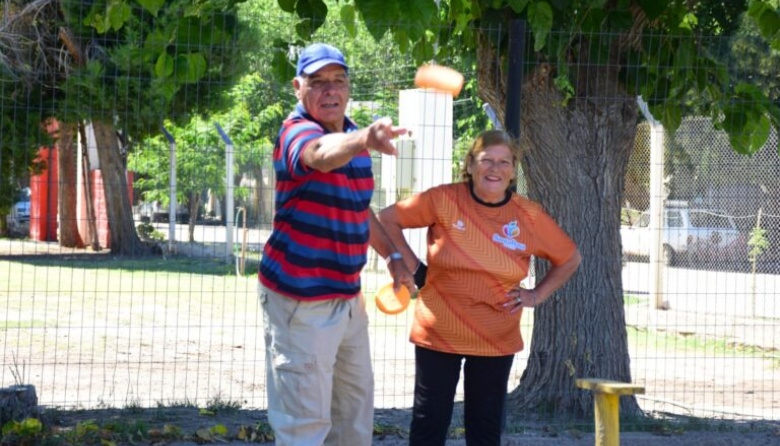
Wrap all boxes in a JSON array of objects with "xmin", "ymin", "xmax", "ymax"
[{"xmin": 2, "ymin": 239, "xmax": 779, "ymax": 445}]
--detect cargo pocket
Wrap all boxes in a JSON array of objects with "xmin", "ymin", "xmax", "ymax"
[{"xmin": 271, "ymin": 349, "xmax": 323, "ymax": 419}]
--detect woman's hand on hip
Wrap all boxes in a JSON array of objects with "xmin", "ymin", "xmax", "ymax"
[{"xmin": 502, "ymin": 287, "xmax": 538, "ymax": 314}]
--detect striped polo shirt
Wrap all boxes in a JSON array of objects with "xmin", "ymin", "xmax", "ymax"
[{"xmin": 259, "ymin": 104, "xmax": 374, "ymax": 300}]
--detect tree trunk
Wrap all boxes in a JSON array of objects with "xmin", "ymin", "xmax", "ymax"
[
  {"xmin": 57, "ymin": 122, "xmax": 83, "ymax": 248},
  {"xmin": 188, "ymin": 191, "xmax": 200, "ymax": 243},
  {"xmin": 252, "ymin": 166, "xmax": 267, "ymax": 225},
  {"xmin": 91, "ymin": 120, "xmax": 149, "ymax": 256},
  {"xmin": 0, "ymin": 385, "xmax": 38, "ymax": 426},
  {"xmin": 494, "ymin": 63, "xmax": 641, "ymax": 417}
]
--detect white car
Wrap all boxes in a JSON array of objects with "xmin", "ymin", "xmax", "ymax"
[{"xmin": 621, "ymin": 203, "xmax": 747, "ymax": 266}]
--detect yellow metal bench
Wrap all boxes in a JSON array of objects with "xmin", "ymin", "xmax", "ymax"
[{"xmin": 576, "ymin": 378, "xmax": 645, "ymax": 446}]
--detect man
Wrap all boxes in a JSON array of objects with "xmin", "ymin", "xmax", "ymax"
[{"xmin": 258, "ymin": 43, "xmax": 415, "ymax": 445}]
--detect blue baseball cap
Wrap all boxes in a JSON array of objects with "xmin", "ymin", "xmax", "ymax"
[{"xmin": 296, "ymin": 43, "xmax": 349, "ymax": 76}]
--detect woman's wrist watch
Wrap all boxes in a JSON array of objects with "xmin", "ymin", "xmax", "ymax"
[{"xmin": 385, "ymin": 252, "xmax": 403, "ymax": 264}]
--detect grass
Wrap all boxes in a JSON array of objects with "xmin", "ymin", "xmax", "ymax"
[
  {"xmin": 624, "ymin": 294, "xmax": 647, "ymax": 305},
  {"xmin": 204, "ymin": 393, "xmax": 243, "ymax": 415},
  {"xmin": 627, "ymin": 325, "xmax": 778, "ymax": 364},
  {"xmin": 2, "ymin": 255, "xmax": 777, "ymax": 422},
  {"xmin": 1, "ymin": 319, "xmax": 47, "ymax": 329},
  {"xmin": 12, "ymin": 255, "xmax": 236, "ymax": 276}
]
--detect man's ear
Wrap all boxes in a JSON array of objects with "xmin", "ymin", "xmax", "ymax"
[{"xmin": 293, "ymin": 77, "xmax": 303, "ymax": 100}]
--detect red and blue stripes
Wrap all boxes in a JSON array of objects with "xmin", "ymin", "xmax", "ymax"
[{"xmin": 259, "ymin": 105, "xmax": 374, "ymax": 300}]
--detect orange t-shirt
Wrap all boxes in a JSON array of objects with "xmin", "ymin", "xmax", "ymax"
[{"xmin": 395, "ymin": 182, "xmax": 577, "ymax": 356}]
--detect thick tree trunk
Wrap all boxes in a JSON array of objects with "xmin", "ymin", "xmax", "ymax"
[
  {"xmin": 57, "ymin": 122, "xmax": 83, "ymax": 248},
  {"xmin": 92, "ymin": 120, "xmax": 149, "ymax": 256},
  {"xmin": 486, "ymin": 62, "xmax": 641, "ymax": 417}
]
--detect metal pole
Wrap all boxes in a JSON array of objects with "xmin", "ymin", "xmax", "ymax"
[
  {"xmin": 215, "ymin": 123, "xmax": 234, "ymax": 259},
  {"xmin": 504, "ymin": 20, "xmax": 526, "ymax": 140},
  {"xmin": 162, "ymin": 127, "xmax": 176, "ymax": 252}
]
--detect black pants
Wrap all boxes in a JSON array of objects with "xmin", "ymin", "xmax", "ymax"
[{"xmin": 409, "ymin": 346, "xmax": 515, "ymax": 446}]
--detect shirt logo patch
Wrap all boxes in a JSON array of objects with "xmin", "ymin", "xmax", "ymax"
[
  {"xmin": 452, "ymin": 219, "xmax": 466, "ymax": 231},
  {"xmin": 492, "ymin": 220, "xmax": 526, "ymax": 251}
]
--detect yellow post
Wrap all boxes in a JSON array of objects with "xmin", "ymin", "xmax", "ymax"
[{"xmin": 576, "ymin": 378, "xmax": 645, "ymax": 446}]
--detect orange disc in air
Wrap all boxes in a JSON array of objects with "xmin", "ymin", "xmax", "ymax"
[{"xmin": 414, "ymin": 64, "xmax": 465, "ymax": 97}]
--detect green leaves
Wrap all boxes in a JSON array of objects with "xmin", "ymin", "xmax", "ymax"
[
  {"xmin": 278, "ymin": 0, "xmax": 329, "ymax": 38},
  {"xmin": 355, "ymin": 0, "xmax": 397, "ymax": 41},
  {"xmin": 412, "ymin": 37, "xmax": 436, "ymax": 61},
  {"xmin": 155, "ymin": 53, "xmax": 175, "ymax": 77},
  {"xmin": 340, "ymin": 4, "xmax": 357, "ymax": 38},
  {"xmin": 154, "ymin": 51, "xmax": 207, "ymax": 96},
  {"xmin": 748, "ymin": 0, "xmax": 780, "ymax": 50},
  {"xmin": 278, "ymin": 0, "xmax": 296, "ymax": 13},
  {"xmin": 176, "ymin": 53, "xmax": 208, "ymax": 83},
  {"xmin": 636, "ymin": 0, "xmax": 666, "ymax": 21},
  {"xmin": 718, "ymin": 83, "xmax": 776, "ymax": 155},
  {"xmin": 663, "ymin": 102, "xmax": 682, "ymax": 132},
  {"xmin": 83, "ymin": 0, "xmax": 132, "ymax": 33},
  {"xmin": 679, "ymin": 12, "xmax": 698, "ymax": 31},
  {"xmin": 108, "ymin": 1, "xmax": 132, "ymax": 31},
  {"xmin": 507, "ymin": 0, "xmax": 530, "ymax": 14},
  {"xmin": 177, "ymin": 17, "xmax": 230, "ymax": 46},
  {"xmin": 2, "ymin": 418, "xmax": 43, "ymax": 437},
  {"xmin": 352, "ymin": 0, "xmax": 438, "ymax": 44},
  {"xmin": 272, "ymin": 48, "xmax": 297, "ymax": 83},
  {"xmin": 528, "ymin": 1, "xmax": 553, "ymax": 52},
  {"xmin": 758, "ymin": 8, "xmax": 780, "ymax": 39},
  {"xmin": 137, "ymin": 0, "xmax": 165, "ymax": 16}
]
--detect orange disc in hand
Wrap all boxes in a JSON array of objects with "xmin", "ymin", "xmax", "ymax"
[
  {"xmin": 375, "ymin": 283, "xmax": 411, "ymax": 315},
  {"xmin": 414, "ymin": 64, "xmax": 465, "ymax": 97}
]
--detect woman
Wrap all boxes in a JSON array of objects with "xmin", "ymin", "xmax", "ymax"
[{"xmin": 377, "ymin": 130, "xmax": 581, "ymax": 446}]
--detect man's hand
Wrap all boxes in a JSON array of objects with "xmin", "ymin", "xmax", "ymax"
[
  {"xmin": 366, "ymin": 117, "xmax": 407, "ymax": 156},
  {"xmin": 387, "ymin": 257, "xmax": 416, "ymax": 295}
]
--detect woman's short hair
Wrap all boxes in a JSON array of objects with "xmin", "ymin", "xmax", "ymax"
[{"xmin": 460, "ymin": 130, "xmax": 520, "ymax": 184}]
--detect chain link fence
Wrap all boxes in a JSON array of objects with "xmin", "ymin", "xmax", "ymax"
[{"xmin": 1, "ymin": 3, "xmax": 779, "ymax": 433}]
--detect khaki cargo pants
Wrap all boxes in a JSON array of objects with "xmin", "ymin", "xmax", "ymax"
[{"xmin": 259, "ymin": 284, "xmax": 374, "ymax": 446}]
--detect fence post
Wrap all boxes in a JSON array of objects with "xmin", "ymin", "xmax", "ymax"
[
  {"xmin": 637, "ymin": 97, "xmax": 667, "ymax": 310},
  {"xmin": 162, "ymin": 126, "xmax": 176, "ymax": 252},
  {"xmin": 215, "ymin": 123, "xmax": 234, "ymax": 259},
  {"xmin": 504, "ymin": 19, "xmax": 526, "ymax": 140}
]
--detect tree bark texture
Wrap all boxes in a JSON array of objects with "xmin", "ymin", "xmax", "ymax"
[
  {"xmin": 188, "ymin": 191, "xmax": 200, "ymax": 243},
  {"xmin": 477, "ymin": 48, "xmax": 642, "ymax": 416},
  {"xmin": 0, "ymin": 385, "xmax": 38, "ymax": 426},
  {"xmin": 57, "ymin": 122, "xmax": 83, "ymax": 248},
  {"xmin": 252, "ymin": 167, "xmax": 267, "ymax": 226},
  {"xmin": 512, "ymin": 65, "xmax": 639, "ymax": 417},
  {"xmin": 91, "ymin": 120, "xmax": 148, "ymax": 256}
]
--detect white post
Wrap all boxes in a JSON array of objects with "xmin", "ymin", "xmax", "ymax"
[
  {"xmin": 162, "ymin": 127, "xmax": 176, "ymax": 252},
  {"xmin": 389, "ymin": 89, "xmax": 453, "ymax": 261},
  {"xmin": 216, "ymin": 123, "xmax": 234, "ymax": 259},
  {"xmin": 637, "ymin": 97, "xmax": 667, "ymax": 310}
]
